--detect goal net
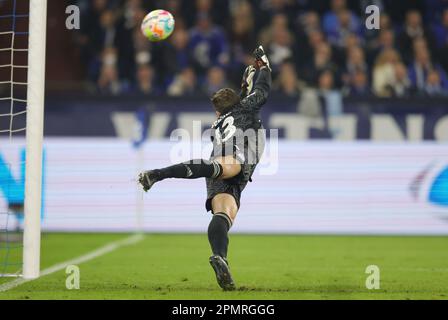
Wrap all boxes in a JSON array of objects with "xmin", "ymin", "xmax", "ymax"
[{"xmin": 0, "ymin": 0, "xmax": 46, "ymax": 279}]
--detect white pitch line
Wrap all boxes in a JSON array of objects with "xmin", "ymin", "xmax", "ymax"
[{"xmin": 0, "ymin": 233, "xmax": 144, "ymax": 293}]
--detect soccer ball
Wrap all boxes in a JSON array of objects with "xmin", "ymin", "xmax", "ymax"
[{"xmin": 141, "ymin": 9, "xmax": 175, "ymax": 42}]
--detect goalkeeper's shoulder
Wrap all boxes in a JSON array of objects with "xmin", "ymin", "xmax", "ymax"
[{"xmin": 240, "ymin": 70, "xmax": 271, "ymax": 109}]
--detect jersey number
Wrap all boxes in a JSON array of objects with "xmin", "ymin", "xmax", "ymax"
[{"xmin": 215, "ymin": 116, "xmax": 236, "ymax": 144}]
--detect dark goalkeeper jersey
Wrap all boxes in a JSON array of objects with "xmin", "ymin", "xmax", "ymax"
[{"xmin": 210, "ymin": 67, "xmax": 272, "ymax": 166}]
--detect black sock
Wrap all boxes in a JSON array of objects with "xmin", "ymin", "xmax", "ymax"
[
  {"xmin": 157, "ymin": 159, "xmax": 223, "ymax": 180},
  {"xmin": 207, "ymin": 213, "xmax": 231, "ymax": 258}
]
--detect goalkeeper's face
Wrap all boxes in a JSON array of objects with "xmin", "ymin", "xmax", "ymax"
[{"xmin": 211, "ymin": 88, "xmax": 239, "ymax": 116}]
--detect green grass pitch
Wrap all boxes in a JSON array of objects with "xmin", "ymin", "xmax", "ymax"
[{"xmin": 0, "ymin": 233, "xmax": 447, "ymax": 300}]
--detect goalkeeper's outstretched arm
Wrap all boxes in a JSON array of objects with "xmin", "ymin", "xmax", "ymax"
[{"xmin": 240, "ymin": 46, "xmax": 272, "ymax": 111}]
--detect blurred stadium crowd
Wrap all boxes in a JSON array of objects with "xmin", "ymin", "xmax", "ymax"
[{"xmin": 73, "ymin": 0, "xmax": 448, "ymax": 97}]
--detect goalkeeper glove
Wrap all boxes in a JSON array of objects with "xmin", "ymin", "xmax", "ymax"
[
  {"xmin": 253, "ymin": 45, "xmax": 271, "ymax": 72},
  {"xmin": 241, "ymin": 65, "xmax": 256, "ymax": 96}
]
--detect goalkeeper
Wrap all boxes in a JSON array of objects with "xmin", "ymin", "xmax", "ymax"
[{"xmin": 139, "ymin": 46, "xmax": 272, "ymax": 291}]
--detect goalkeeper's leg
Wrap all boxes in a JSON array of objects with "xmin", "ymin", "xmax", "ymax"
[
  {"xmin": 208, "ymin": 193, "xmax": 238, "ymax": 291},
  {"xmin": 138, "ymin": 156, "xmax": 241, "ymax": 192}
]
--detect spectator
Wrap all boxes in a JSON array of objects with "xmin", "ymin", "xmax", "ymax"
[
  {"xmin": 188, "ymin": 13, "xmax": 229, "ymax": 76},
  {"xmin": 371, "ymin": 29, "xmax": 395, "ymax": 52},
  {"xmin": 425, "ymin": 0, "xmax": 448, "ymax": 22},
  {"xmin": 203, "ymin": 66, "xmax": 228, "ymax": 96},
  {"xmin": 343, "ymin": 33, "xmax": 363, "ymax": 51},
  {"xmin": 122, "ymin": 0, "xmax": 144, "ymax": 29},
  {"xmin": 132, "ymin": 7, "xmax": 152, "ymax": 66},
  {"xmin": 326, "ymin": 9, "xmax": 362, "ymax": 48},
  {"xmin": 413, "ymin": 36, "xmax": 429, "ymax": 53},
  {"xmin": 258, "ymin": 13, "xmax": 290, "ymax": 48},
  {"xmin": 135, "ymin": 64, "xmax": 155, "ymax": 94},
  {"xmin": 297, "ymin": 11, "xmax": 321, "ymax": 36},
  {"xmin": 229, "ymin": 1, "xmax": 255, "ymax": 56},
  {"xmin": 378, "ymin": 29, "xmax": 395, "ymax": 50},
  {"xmin": 366, "ymin": 28, "xmax": 396, "ymax": 65},
  {"xmin": 167, "ymin": 67, "xmax": 199, "ymax": 96},
  {"xmin": 307, "ymin": 29, "xmax": 326, "ymax": 51},
  {"xmin": 170, "ymin": 27, "xmax": 191, "ymax": 71},
  {"xmin": 433, "ymin": 8, "xmax": 448, "ymax": 72},
  {"xmin": 408, "ymin": 46, "xmax": 448, "ymax": 91},
  {"xmin": 267, "ymin": 25, "xmax": 296, "ymax": 72},
  {"xmin": 344, "ymin": 46, "xmax": 368, "ymax": 78},
  {"xmin": 228, "ymin": 1, "xmax": 256, "ymax": 84},
  {"xmin": 389, "ymin": 62, "xmax": 412, "ymax": 97},
  {"xmin": 90, "ymin": 7, "xmax": 136, "ymax": 83},
  {"xmin": 372, "ymin": 48, "xmax": 401, "ymax": 97},
  {"xmin": 424, "ymin": 69, "xmax": 448, "ymax": 96},
  {"xmin": 397, "ymin": 10, "xmax": 435, "ymax": 56},
  {"xmin": 318, "ymin": 70, "xmax": 335, "ymax": 91},
  {"xmin": 379, "ymin": 12, "xmax": 392, "ymax": 30},
  {"xmin": 97, "ymin": 64, "xmax": 121, "ymax": 94},
  {"xmin": 318, "ymin": 70, "xmax": 344, "ymax": 119},
  {"xmin": 97, "ymin": 10, "xmax": 119, "ymax": 51},
  {"xmin": 132, "ymin": 7, "xmax": 151, "ymax": 53},
  {"xmin": 182, "ymin": 0, "xmax": 214, "ymax": 27},
  {"xmin": 273, "ymin": 62, "xmax": 305, "ymax": 97},
  {"xmin": 155, "ymin": 26, "xmax": 192, "ymax": 85},
  {"xmin": 322, "ymin": 0, "xmax": 360, "ymax": 37},
  {"xmin": 97, "ymin": 48, "xmax": 122, "ymax": 95},
  {"xmin": 69, "ymin": 1, "xmax": 448, "ymax": 97},
  {"xmin": 196, "ymin": 0, "xmax": 212, "ymax": 15},
  {"xmin": 83, "ymin": 8, "xmax": 120, "ymax": 81},
  {"xmin": 302, "ymin": 42, "xmax": 340, "ymax": 87},
  {"xmin": 75, "ymin": 0, "xmax": 109, "ymax": 67},
  {"xmin": 433, "ymin": 8, "xmax": 448, "ymax": 49},
  {"xmin": 183, "ymin": 0, "xmax": 230, "ymax": 28},
  {"xmin": 346, "ymin": 70, "xmax": 372, "ymax": 97},
  {"xmin": 164, "ymin": 0, "xmax": 183, "ymax": 21},
  {"xmin": 405, "ymin": 36, "xmax": 429, "ymax": 67},
  {"xmin": 254, "ymin": 0, "xmax": 296, "ymax": 30},
  {"xmin": 300, "ymin": 29, "xmax": 326, "ymax": 67}
]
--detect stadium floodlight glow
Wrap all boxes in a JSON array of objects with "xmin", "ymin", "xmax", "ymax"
[{"xmin": 22, "ymin": 0, "xmax": 47, "ymax": 280}]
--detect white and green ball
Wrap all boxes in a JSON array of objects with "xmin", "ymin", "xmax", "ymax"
[{"xmin": 141, "ymin": 9, "xmax": 175, "ymax": 42}]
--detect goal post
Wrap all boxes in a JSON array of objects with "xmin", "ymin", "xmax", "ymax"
[{"xmin": 22, "ymin": 0, "xmax": 47, "ymax": 280}]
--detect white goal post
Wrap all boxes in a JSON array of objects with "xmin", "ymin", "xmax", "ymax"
[{"xmin": 22, "ymin": 0, "xmax": 47, "ymax": 280}]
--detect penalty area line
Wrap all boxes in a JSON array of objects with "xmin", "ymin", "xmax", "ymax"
[{"xmin": 0, "ymin": 233, "xmax": 145, "ymax": 293}]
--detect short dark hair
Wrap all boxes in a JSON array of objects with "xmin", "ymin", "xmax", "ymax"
[{"xmin": 211, "ymin": 88, "xmax": 239, "ymax": 114}]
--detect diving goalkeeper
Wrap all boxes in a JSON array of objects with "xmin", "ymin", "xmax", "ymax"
[{"xmin": 138, "ymin": 46, "xmax": 272, "ymax": 291}]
